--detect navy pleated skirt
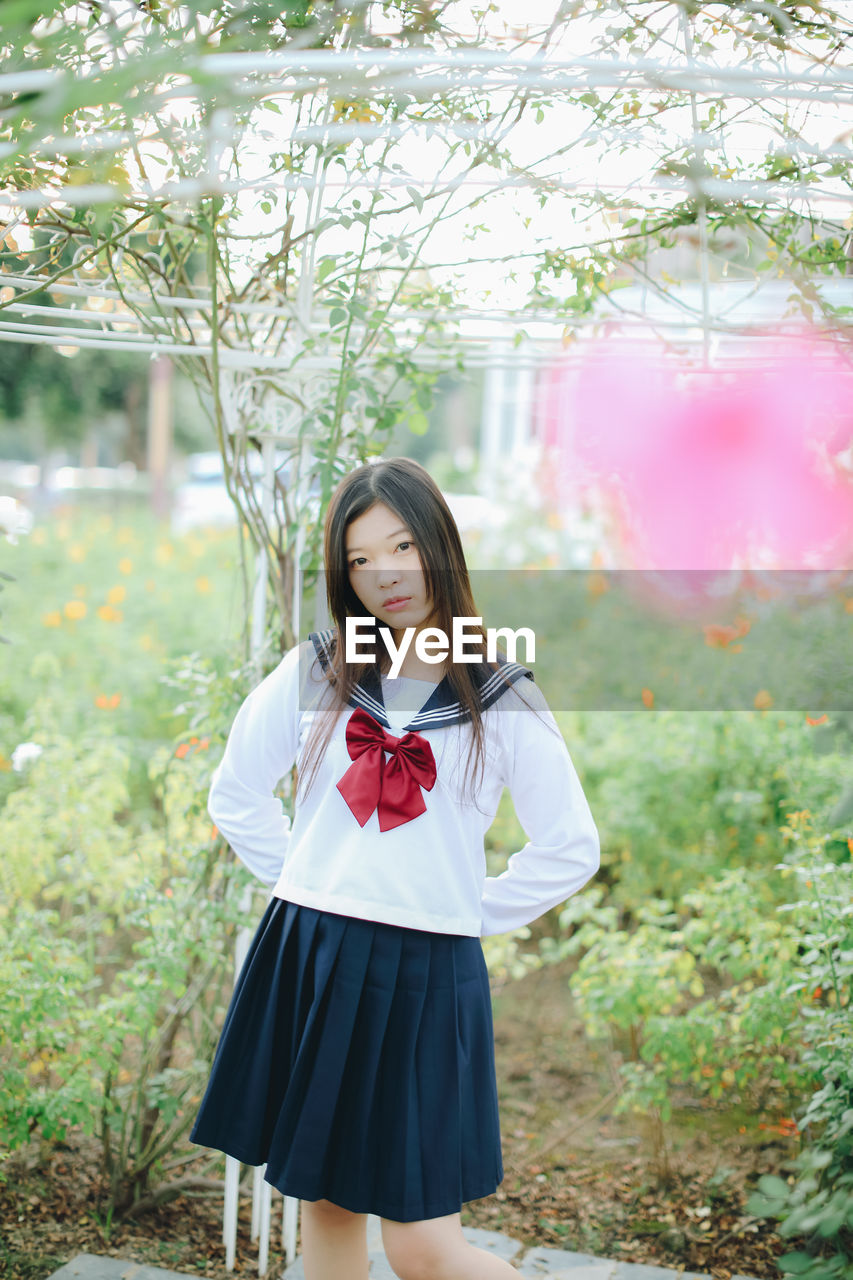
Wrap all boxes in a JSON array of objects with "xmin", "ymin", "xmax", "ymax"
[{"xmin": 189, "ymin": 897, "xmax": 504, "ymax": 1222}]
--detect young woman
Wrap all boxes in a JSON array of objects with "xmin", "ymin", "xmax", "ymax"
[{"xmin": 190, "ymin": 456, "xmax": 600, "ymax": 1280}]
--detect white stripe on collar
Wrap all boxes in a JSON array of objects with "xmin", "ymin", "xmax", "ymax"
[{"xmin": 308, "ymin": 627, "xmax": 534, "ymax": 731}]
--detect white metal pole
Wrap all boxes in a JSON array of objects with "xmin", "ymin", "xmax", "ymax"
[
  {"xmin": 249, "ymin": 436, "xmax": 276, "ymax": 684},
  {"xmin": 251, "ymin": 1164, "xmax": 264, "ymax": 1240},
  {"xmin": 223, "ymin": 1157, "xmax": 240, "ymax": 1270},
  {"xmin": 480, "ymin": 341, "xmax": 508, "ymax": 501},
  {"xmin": 257, "ymin": 1179, "xmax": 273, "ymax": 1274},
  {"xmin": 283, "ymin": 1194, "xmax": 299, "ymax": 1266},
  {"xmin": 278, "ymin": 434, "xmax": 309, "ymax": 1265},
  {"xmin": 511, "ymin": 341, "xmax": 535, "ymax": 455}
]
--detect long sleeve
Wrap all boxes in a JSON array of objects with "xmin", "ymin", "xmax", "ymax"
[
  {"xmin": 207, "ymin": 641, "xmax": 304, "ymax": 886},
  {"xmin": 479, "ymin": 682, "xmax": 600, "ymax": 937}
]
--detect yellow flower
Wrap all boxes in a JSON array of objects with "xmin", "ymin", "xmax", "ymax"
[
  {"xmin": 42, "ymin": 610, "xmax": 62, "ymax": 627},
  {"xmin": 195, "ymin": 576, "xmax": 212, "ymax": 594},
  {"xmin": 107, "ymin": 585, "xmax": 126, "ymax": 605},
  {"xmin": 97, "ymin": 605, "xmax": 118, "ymax": 621},
  {"xmin": 754, "ymin": 689, "xmax": 773, "ymax": 710},
  {"xmin": 155, "ymin": 543, "xmax": 174, "ymax": 564},
  {"xmin": 68, "ymin": 543, "xmax": 86, "ymax": 563},
  {"xmin": 63, "ymin": 600, "xmax": 87, "ymax": 620},
  {"xmin": 32, "ymin": 528, "xmax": 47, "ymax": 546},
  {"xmin": 117, "ymin": 527, "xmax": 135, "ymax": 544},
  {"xmin": 118, "ymin": 557, "xmax": 133, "ymax": 575}
]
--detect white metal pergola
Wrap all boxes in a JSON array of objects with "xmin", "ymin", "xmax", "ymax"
[{"xmin": 4, "ymin": 25, "xmax": 853, "ymax": 1272}]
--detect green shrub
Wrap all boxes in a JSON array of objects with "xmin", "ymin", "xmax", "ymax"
[
  {"xmin": 0, "ymin": 668, "xmax": 266, "ymax": 1215},
  {"xmin": 572, "ymin": 710, "xmax": 850, "ymax": 908},
  {"xmin": 746, "ymin": 814, "xmax": 853, "ymax": 1280},
  {"xmin": 554, "ymin": 868, "xmax": 805, "ymax": 1120}
]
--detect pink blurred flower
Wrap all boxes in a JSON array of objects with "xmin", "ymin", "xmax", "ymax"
[{"xmin": 543, "ymin": 332, "xmax": 853, "ymax": 575}]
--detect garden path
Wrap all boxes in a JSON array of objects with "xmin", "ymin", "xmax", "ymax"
[{"xmin": 49, "ymin": 1217, "xmax": 761, "ymax": 1280}]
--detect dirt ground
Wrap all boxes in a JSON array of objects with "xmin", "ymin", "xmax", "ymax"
[{"xmin": 0, "ymin": 958, "xmax": 797, "ymax": 1280}]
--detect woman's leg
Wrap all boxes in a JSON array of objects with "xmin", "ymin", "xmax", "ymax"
[
  {"xmin": 380, "ymin": 1211, "xmax": 519, "ymax": 1280},
  {"xmin": 300, "ymin": 1197, "xmax": 369, "ymax": 1280}
]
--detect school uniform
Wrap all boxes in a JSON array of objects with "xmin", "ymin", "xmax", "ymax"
[{"xmin": 190, "ymin": 628, "xmax": 600, "ymax": 1222}]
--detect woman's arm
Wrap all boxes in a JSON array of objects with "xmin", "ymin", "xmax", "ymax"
[
  {"xmin": 479, "ymin": 682, "xmax": 600, "ymax": 937},
  {"xmin": 207, "ymin": 641, "xmax": 305, "ymax": 887}
]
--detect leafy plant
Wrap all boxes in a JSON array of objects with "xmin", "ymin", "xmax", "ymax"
[
  {"xmin": 0, "ymin": 660, "xmax": 270, "ymax": 1215},
  {"xmin": 548, "ymin": 806, "xmax": 852, "ymax": 1185},
  {"xmin": 566, "ymin": 710, "xmax": 851, "ymax": 907},
  {"xmin": 746, "ymin": 813, "xmax": 853, "ymax": 1280}
]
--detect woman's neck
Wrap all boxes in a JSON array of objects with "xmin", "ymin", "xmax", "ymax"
[
  {"xmin": 386, "ymin": 657, "xmax": 445, "ymax": 682},
  {"xmin": 381, "ymin": 619, "xmax": 447, "ymax": 683}
]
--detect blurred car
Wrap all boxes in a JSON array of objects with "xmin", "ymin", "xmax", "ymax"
[
  {"xmin": 171, "ymin": 451, "xmax": 320, "ymax": 535},
  {"xmin": 0, "ymin": 494, "xmax": 34, "ymax": 543},
  {"xmin": 171, "ymin": 452, "xmax": 240, "ymax": 534}
]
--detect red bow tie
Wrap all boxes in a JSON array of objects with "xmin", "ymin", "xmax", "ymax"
[{"xmin": 336, "ymin": 707, "xmax": 437, "ymax": 832}]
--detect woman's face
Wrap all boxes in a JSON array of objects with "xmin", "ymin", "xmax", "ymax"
[{"xmin": 345, "ymin": 501, "xmax": 436, "ymax": 634}]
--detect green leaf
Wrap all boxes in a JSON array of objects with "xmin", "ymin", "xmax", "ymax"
[
  {"xmin": 406, "ymin": 186, "xmax": 424, "ymax": 214},
  {"xmin": 408, "ymin": 411, "xmax": 429, "ymax": 435},
  {"xmin": 816, "ymin": 1211, "xmax": 847, "ymax": 1238},
  {"xmin": 329, "ymin": 307, "xmax": 347, "ymax": 328},
  {"xmin": 778, "ymin": 1252, "xmax": 817, "ymax": 1275},
  {"xmin": 758, "ymin": 1174, "xmax": 791, "ymax": 1198}
]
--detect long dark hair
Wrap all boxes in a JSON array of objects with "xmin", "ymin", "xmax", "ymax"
[{"xmin": 296, "ymin": 456, "xmax": 522, "ymax": 808}]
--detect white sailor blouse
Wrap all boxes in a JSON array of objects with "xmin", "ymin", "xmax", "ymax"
[{"xmin": 207, "ymin": 628, "xmax": 601, "ymax": 938}]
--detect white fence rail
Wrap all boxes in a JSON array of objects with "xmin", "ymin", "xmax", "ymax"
[{"xmin": 222, "ymin": 1155, "xmax": 298, "ymax": 1272}]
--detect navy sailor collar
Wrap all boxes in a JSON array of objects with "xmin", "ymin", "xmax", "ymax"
[{"xmin": 308, "ymin": 627, "xmax": 535, "ymax": 732}]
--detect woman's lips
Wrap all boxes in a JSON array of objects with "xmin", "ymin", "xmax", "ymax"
[{"xmin": 383, "ymin": 597, "xmax": 412, "ymax": 612}]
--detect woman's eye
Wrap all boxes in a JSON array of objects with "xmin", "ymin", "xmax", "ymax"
[{"xmin": 348, "ymin": 543, "xmax": 413, "ymax": 567}]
